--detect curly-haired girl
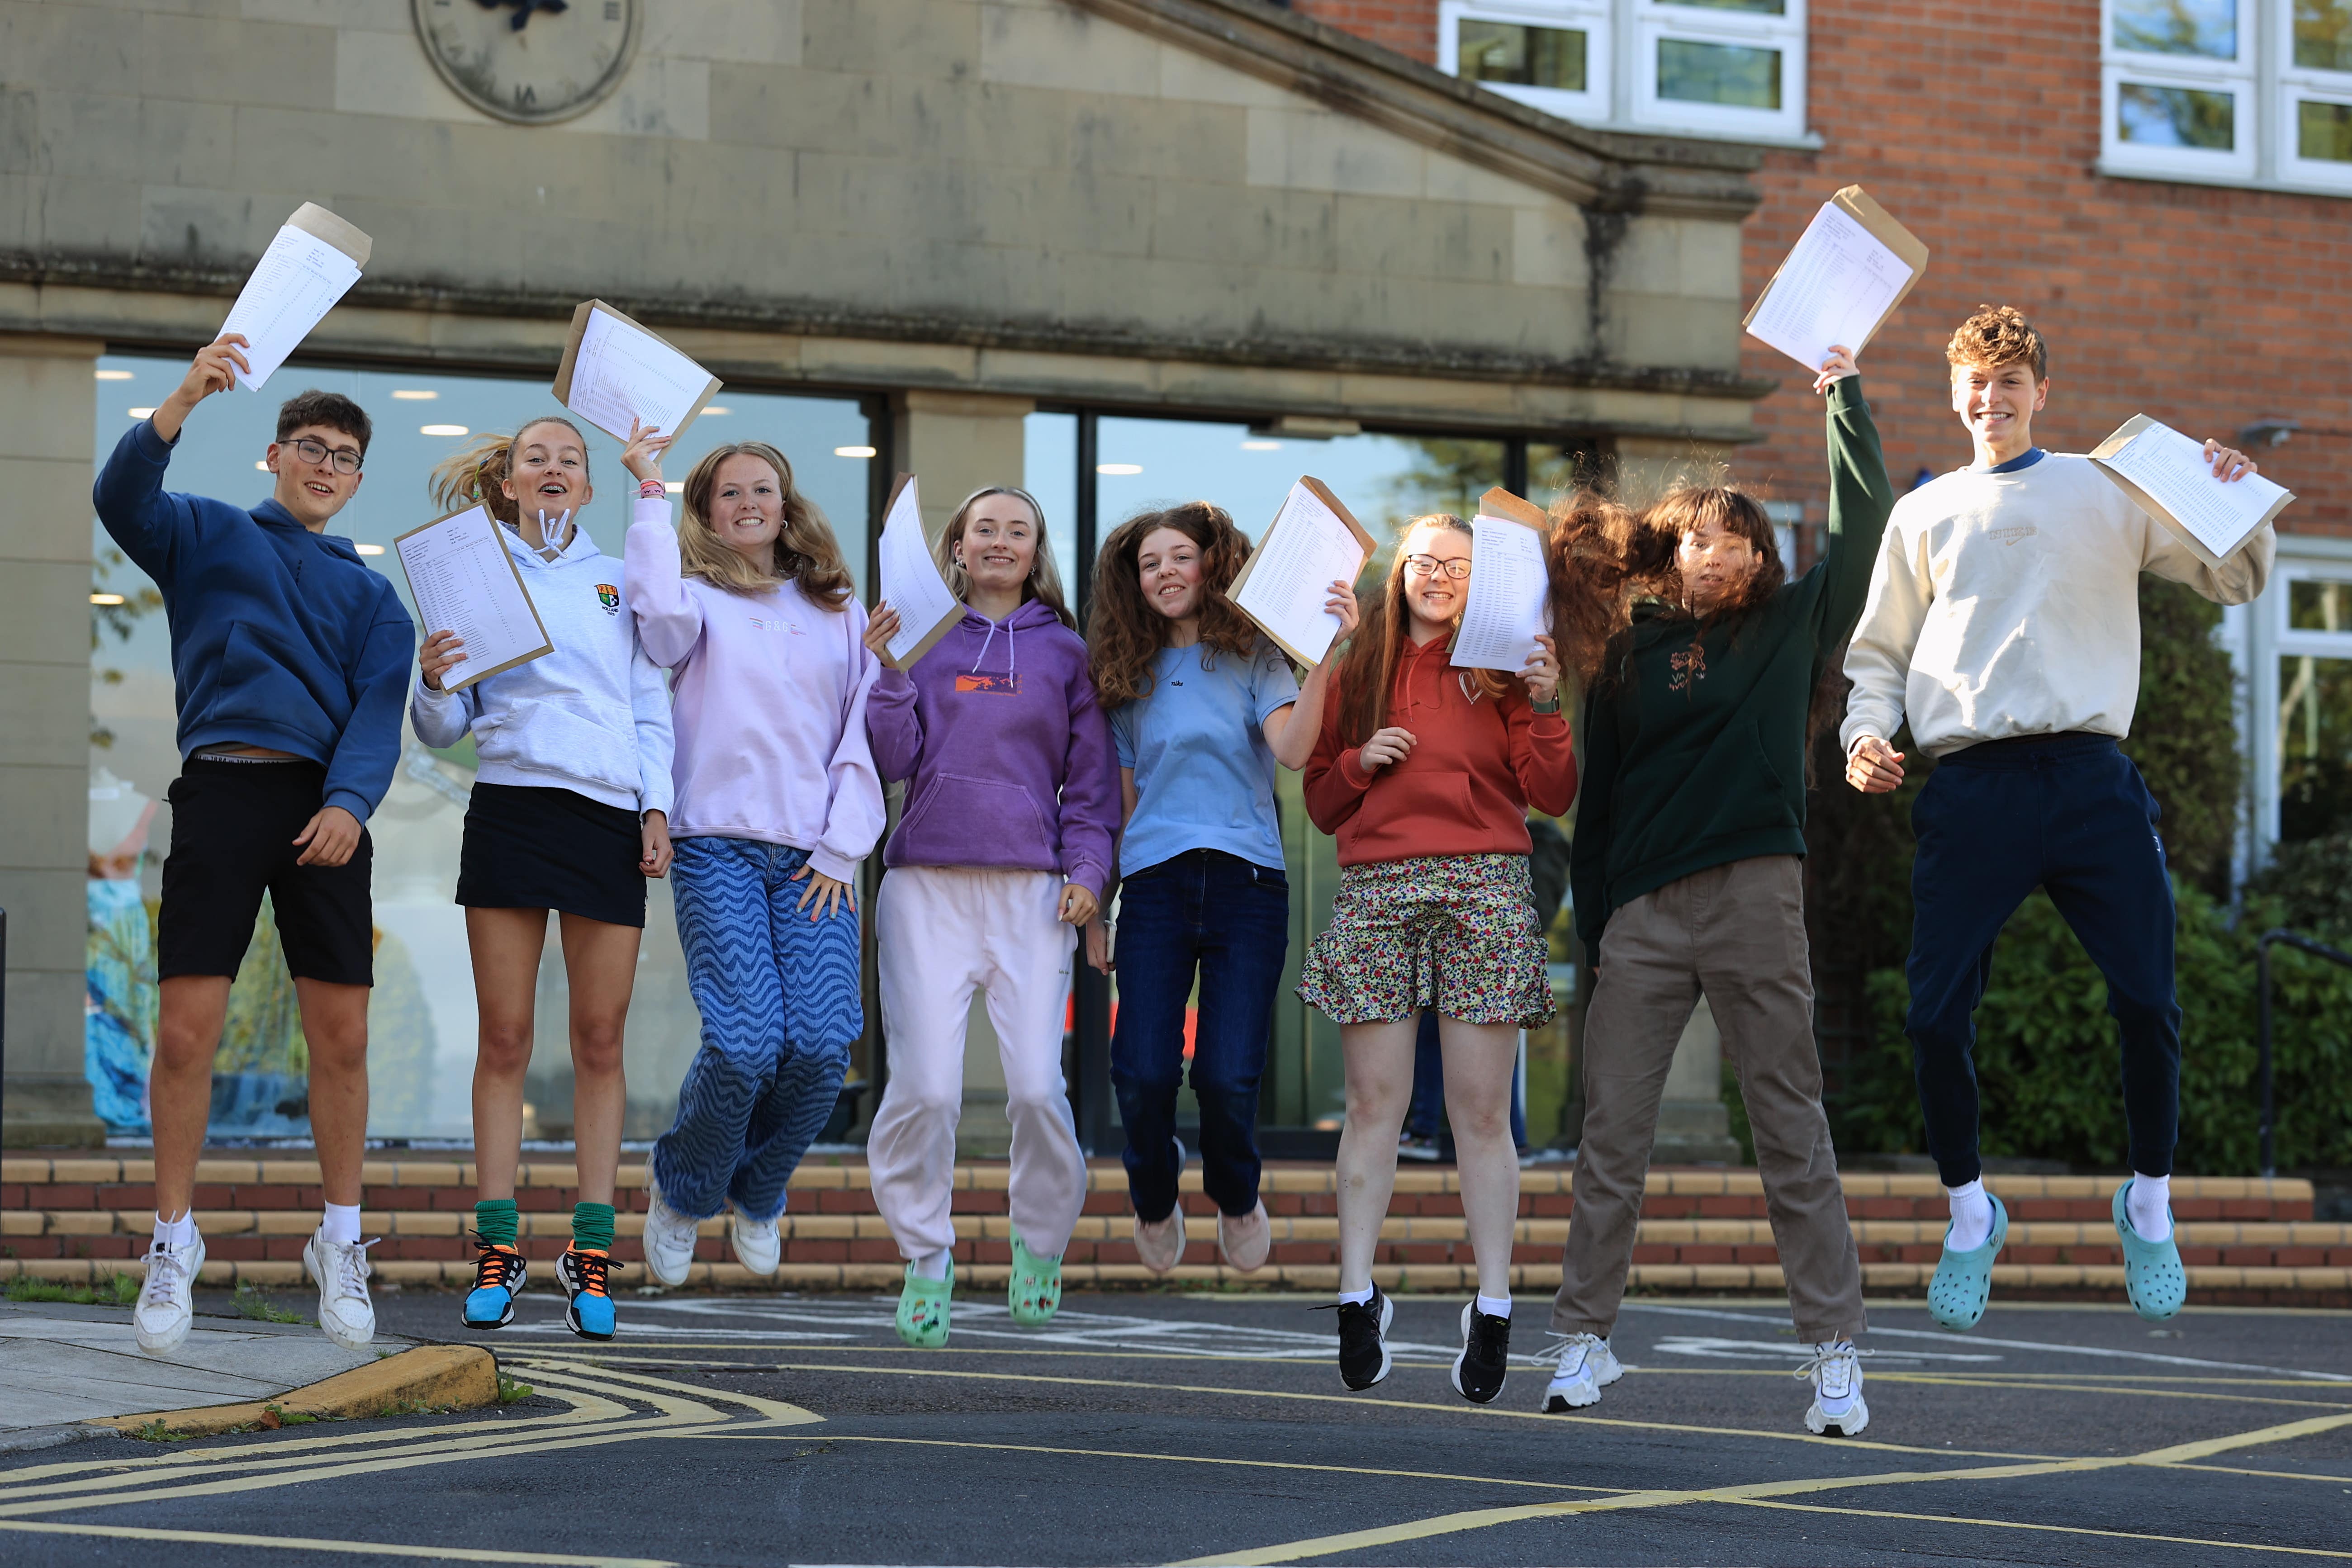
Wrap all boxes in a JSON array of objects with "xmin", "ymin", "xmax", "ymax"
[
  {"xmin": 1299, "ymin": 511, "xmax": 1572, "ymax": 1405},
  {"xmin": 1083, "ymin": 502, "xmax": 1356, "ymax": 1277},
  {"xmin": 622, "ymin": 431, "xmax": 884, "ymax": 1298}
]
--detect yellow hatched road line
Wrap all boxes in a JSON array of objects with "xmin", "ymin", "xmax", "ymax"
[
  {"xmin": 0, "ymin": 1520, "xmax": 677, "ymax": 1567},
  {"xmin": 1729, "ymin": 1498, "xmax": 2352, "ymax": 1560}
]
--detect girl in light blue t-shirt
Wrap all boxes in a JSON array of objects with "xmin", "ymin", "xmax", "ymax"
[{"xmin": 1084, "ymin": 502, "xmax": 1356, "ymax": 1274}]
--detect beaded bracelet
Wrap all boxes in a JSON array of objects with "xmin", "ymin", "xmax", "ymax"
[{"xmin": 639, "ymin": 478, "xmax": 666, "ymax": 499}]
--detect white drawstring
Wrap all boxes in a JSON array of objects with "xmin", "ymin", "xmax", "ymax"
[
  {"xmin": 532, "ymin": 507, "xmax": 574, "ymax": 560},
  {"xmin": 969, "ymin": 614, "xmax": 1015, "ymax": 681}
]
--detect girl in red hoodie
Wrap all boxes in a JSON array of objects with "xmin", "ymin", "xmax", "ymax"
[{"xmin": 1300, "ymin": 511, "xmax": 1575, "ymax": 1406}]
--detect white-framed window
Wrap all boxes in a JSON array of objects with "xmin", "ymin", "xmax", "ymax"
[
  {"xmin": 2240, "ymin": 545, "xmax": 2352, "ymax": 855},
  {"xmin": 1439, "ymin": 0, "xmax": 1807, "ymax": 144},
  {"xmin": 1438, "ymin": 0, "xmax": 1613, "ymax": 124},
  {"xmin": 2100, "ymin": 0, "xmax": 2352, "ymax": 192},
  {"xmin": 2283, "ymin": 0, "xmax": 2352, "ymax": 187}
]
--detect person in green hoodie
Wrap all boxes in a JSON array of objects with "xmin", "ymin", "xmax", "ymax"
[{"xmin": 1540, "ymin": 346, "xmax": 1892, "ymax": 1435}]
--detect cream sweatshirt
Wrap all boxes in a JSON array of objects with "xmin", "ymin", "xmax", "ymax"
[{"xmin": 1841, "ymin": 450, "xmax": 2274, "ymax": 758}]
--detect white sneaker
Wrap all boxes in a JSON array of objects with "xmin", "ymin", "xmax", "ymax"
[
  {"xmin": 1798, "ymin": 1340, "xmax": 1870, "ymax": 1435},
  {"xmin": 1133, "ymin": 1209, "xmax": 1186, "ymax": 1274},
  {"xmin": 1541, "ymin": 1331, "xmax": 1624, "ymax": 1412},
  {"xmin": 641, "ymin": 1180, "xmax": 699, "ymax": 1287},
  {"xmin": 133, "ymin": 1232, "xmax": 206, "ymax": 1358},
  {"xmin": 301, "ymin": 1228, "xmax": 377, "ymax": 1351},
  {"xmin": 727, "ymin": 1204, "xmax": 781, "ymax": 1277}
]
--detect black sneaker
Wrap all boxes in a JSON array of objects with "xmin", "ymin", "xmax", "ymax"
[
  {"xmin": 1329, "ymin": 1284, "xmax": 1394, "ymax": 1390},
  {"xmin": 1451, "ymin": 1301, "xmax": 1511, "ymax": 1404}
]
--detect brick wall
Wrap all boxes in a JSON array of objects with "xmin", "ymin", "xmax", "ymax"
[{"xmin": 1312, "ymin": 0, "xmax": 2352, "ymax": 535}]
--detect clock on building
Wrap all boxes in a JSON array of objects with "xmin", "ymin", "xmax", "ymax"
[{"xmin": 412, "ymin": 0, "xmax": 641, "ymax": 126}]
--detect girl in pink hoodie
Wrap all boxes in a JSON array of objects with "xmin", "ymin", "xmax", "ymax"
[
  {"xmin": 621, "ymin": 432, "xmax": 884, "ymax": 1290},
  {"xmin": 862, "ymin": 485, "xmax": 1119, "ymax": 1348}
]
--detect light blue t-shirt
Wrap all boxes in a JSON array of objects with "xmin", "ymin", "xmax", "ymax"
[{"xmin": 1109, "ymin": 639, "xmax": 1300, "ymax": 876}]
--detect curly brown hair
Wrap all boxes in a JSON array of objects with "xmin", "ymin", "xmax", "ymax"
[
  {"xmin": 1087, "ymin": 502, "xmax": 1264, "ymax": 708},
  {"xmin": 1549, "ymin": 485, "xmax": 1786, "ymax": 687},
  {"xmin": 679, "ymin": 442, "xmax": 854, "ymax": 607},
  {"xmin": 1947, "ymin": 303, "xmax": 2048, "ymax": 381},
  {"xmin": 1330, "ymin": 514, "xmax": 1516, "ymax": 747}
]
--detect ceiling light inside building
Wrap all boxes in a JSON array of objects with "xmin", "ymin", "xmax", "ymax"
[
  {"xmin": 420, "ymin": 424, "xmax": 468, "ymax": 436},
  {"xmin": 1248, "ymin": 415, "xmax": 1361, "ymax": 441},
  {"xmin": 256, "ymin": 460, "xmax": 270, "ymax": 471},
  {"xmin": 665, "ymin": 482, "xmax": 684, "ymax": 493},
  {"xmin": 703, "ymin": 406, "xmax": 732, "ymax": 416},
  {"xmin": 90, "ymin": 592, "xmax": 125, "ymax": 606},
  {"xmin": 390, "ymin": 389, "xmax": 437, "ymax": 401},
  {"xmin": 95, "ymin": 369, "xmax": 133, "ymax": 381},
  {"xmin": 127, "ymin": 407, "xmax": 155, "ymax": 418},
  {"xmin": 1240, "ymin": 440, "xmax": 1282, "ymax": 451},
  {"xmin": 356, "ymin": 544, "xmax": 385, "ymax": 556},
  {"xmin": 835, "ymin": 445, "xmax": 877, "ymax": 458},
  {"xmin": 1097, "ymin": 463, "xmax": 1143, "ymax": 476}
]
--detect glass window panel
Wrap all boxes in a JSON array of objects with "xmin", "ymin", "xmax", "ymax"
[
  {"xmin": 1529, "ymin": 441, "xmax": 1606, "ymax": 506},
  {"xmin": 2117, "ymin": 81, "xmax": 2236, "ymax": 147},
  {"xmin": 1021, "ymin": 411, "xmax": 1081, "ymax": 606},
  {"xmin": 1656, "ymin": 38, "xmax": 1783, "ymax": 109},
  {"xmin": 87, "ymin": 354, "xmax": 874, "ymax": 1140},
  {"xmin": 2112, "ymin": 0, "xmax": 2239, "ymax": 58},
  {"xmin": 2278, "ymin": 654, "xmax": 2352, "ymax": 841},
  {"xmin": 2299, "ymin": 98, "xmax": 2352, "ymax": 160},
  {"xmin": 1660, "ymin": 0, "xmax": 1786, "ymax": 11},
  {"xmin": 1457, "ymin": 19, "xmax": 1588, "ymax": 91},
  {"xmin": 2289, "ymin": 579, "xmax": 2352, "ymax": 630},
  {"xmin": 2296, "ymin": 0, "xmax": 2352, "ymax": 70}
]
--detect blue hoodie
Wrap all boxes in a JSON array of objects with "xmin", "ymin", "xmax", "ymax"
[{"xmin": 94, "ymin": 419, "xmax": 414, "ymax": 823}]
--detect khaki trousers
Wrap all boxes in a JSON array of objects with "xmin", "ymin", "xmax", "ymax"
[{"xmin": 1551, "ymin": 855, "xmax": 1866, "ymax": 1344}]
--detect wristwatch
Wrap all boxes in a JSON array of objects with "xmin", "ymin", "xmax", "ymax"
[{"xmin": 1531, "ymin": 696, "xmax": 1562, "ymax": 715}]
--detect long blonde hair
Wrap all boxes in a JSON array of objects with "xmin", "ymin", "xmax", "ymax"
[
  {"xmin": 678, "ymin": 442, "xmax": 854, "ymax": 607},
  {"xmin": 935, "ymin": 486, "xmax": 1075, "ymax": 629},
  {"xmin": 429, "ymin": 415, "xmax": 589, "ymax": 531}
]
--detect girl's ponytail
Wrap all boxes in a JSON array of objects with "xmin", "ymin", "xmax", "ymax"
[{"xmin": 430, "ymin": 433, "xmax": 519, "ymax": 528}]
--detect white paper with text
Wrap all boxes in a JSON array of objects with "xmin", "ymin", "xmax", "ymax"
[
  {"xmin": 2095, "ymin": 417, "xmax": 2292, "ymax": 561},
  {"xmin": 1232, "ymin": 482, "xmax": 1367, "ymax": 665},
  {"xmin": 1745, "ymin": 201, "xmax": 1913, "ymax": 373},
  {"xmin": 1450, "ymin": 515, "xmax": 1550, "ymax": 673},
  {"xmin": 878, "ymin": 477, "xmax": 962, "ymax": 668},
  {"xmin": 219, "ymin": 226, "xmax": 363, "ymax": 391},
  {"xmin": 395, "ymin": 507, "xmax": 552, "ymax": 691},
  {"xmin": 563, "ymin": 308, "xmax": 717, "ymax": 442}
]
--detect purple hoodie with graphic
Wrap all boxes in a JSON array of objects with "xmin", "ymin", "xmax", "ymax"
[{"xmin": 866, "ymin": 599, "xmax": 1119, "ymax": 897}]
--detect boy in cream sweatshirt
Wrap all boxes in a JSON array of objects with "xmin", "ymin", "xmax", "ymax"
[{"xmin": 1841, "ymin": 306, "xmax": 2271, "ymax": 1329}]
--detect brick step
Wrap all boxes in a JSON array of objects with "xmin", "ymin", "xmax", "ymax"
[
  {"xmin": 3, "ymin": 1157, "xmax": 2318, "ymax": 1225},
  {"xmin": 9, "ymin": 1253, "xmax": 2347, "ymax": 1310},
  {"xmin": 12, "ymin": 1208, "xmax": 2350, "ymax": 1272}
]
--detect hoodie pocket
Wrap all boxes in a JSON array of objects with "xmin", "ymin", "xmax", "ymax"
[
  {"xmin": 210, "ymin": 621, "xmax": 339, "ymax": 753},
  {"xmin": 1348, "ymin": 767, "xmax": 1476, "ymax": 859},
  {"xmin": 473, "ymin": 699, "xmax": 642, "ymax": 797},
  {"xmin": 899, "ymin": 772, "xmax": 1052, "ymax": 856}
]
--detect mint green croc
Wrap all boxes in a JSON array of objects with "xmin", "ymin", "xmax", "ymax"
[
  {"xmin": 1008, "ymin": 1232, "xmax": 1063, "ymax": 1326},
  {"xmin": 1927, "ymin": 1192, "xmax": 2008, "ymax": 1331},
  {"xmin": 2113, "ymin": 1180, "xmax": 2186, "ymax": 1322},
  {"xmin": 896, "ymin": 1259, "xmax": 953, "ymax": 1349}
]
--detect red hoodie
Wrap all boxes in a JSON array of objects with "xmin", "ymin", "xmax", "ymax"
[{"xmin": 1304, "ymin": 632, "xmax": 1577, "ymax": 866}]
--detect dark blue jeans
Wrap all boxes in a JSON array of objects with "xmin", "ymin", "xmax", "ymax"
[
  {"xmin": 1112, "ymin": 850, "xmax": 1290, "ymax": 1221},
  {"xmin": 1906, "ymin": 734, "xmax": 2181, "ymax": 1185}
]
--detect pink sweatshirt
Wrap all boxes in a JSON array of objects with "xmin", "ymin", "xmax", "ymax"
[{"xmin": 624, "ymin": 502, "xmax": 884, "ymax": 884}]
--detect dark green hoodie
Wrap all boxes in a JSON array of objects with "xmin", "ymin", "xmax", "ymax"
[{"xmin": 1570, "ymin": 376, "xmax": 1893, "ymax": 952}]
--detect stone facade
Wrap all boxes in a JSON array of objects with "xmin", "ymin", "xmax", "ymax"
[{"xmin": 0, "ymin": 0, "xmax": 1766, "ymax": 1140}]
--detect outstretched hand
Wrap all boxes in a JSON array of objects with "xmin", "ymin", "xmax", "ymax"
[
  {"xmin": 152, "ymin": 335, "xmax": 252, "ymax": 442},
  {"xmin": 1812, "ymin": 345, "xmax": 1858, "ymax": 395},
  {"xmin": 621, "ymin": 419, "xmax": 673, "ymax": 485}
]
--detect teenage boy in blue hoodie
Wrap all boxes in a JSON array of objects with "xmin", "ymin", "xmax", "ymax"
[{"xmin": 95, "ymin": 333, "xmax": 413, "ymax": 1358}]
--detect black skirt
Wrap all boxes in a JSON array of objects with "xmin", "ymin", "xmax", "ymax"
[{"xmin": 456, "ymin": 782, "xmax": 647, "ymax": 928}]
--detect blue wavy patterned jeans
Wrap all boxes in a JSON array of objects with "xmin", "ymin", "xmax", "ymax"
[{"xmin": 650, "ymin": 837, "xmax": 862, "ymax": 1222}]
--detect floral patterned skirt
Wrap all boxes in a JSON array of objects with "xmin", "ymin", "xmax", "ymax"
[{"xmin": 1296, "ymin": 853, "xmax": 1554, "ymax": 1029}]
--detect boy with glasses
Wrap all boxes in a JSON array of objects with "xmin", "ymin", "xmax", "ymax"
[
  {"xmin": 95, "ymin": 333, "xmax": 414, "ymax": 1356},
  {"xmin": 1842, "ymin": 306, "xmax": 2271, "ymax": 1329}
]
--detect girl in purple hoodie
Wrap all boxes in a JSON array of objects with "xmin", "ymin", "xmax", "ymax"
[{"xmin": 863, "ymin": 485, "xmax": 1119, "ymax": 1347}]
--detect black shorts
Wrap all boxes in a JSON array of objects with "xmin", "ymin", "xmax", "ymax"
[
  {"xmin": 456, "ymin": 782, "xmax": 647, "ymax": 928},
  {"xmin": 158, "ymin": 759, "xmax": 374, "ymax": 986}
]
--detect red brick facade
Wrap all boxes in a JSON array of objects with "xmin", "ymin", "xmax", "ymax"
[{"xmin": 1304, "ymin": 0, "xmax": 2352, "ymax": 534}]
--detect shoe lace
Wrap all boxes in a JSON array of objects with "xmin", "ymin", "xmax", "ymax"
[
  {"xmin": 139, "ymin": 1241, "xmax": 190, "ymax": 1304},
  {"xmin": 319, "ymin": 1236, "xmax": 378, "ymax": 1302},
  {"xmin": 1538, "ymin": 1331, "xmax": 1604, "ymax": 1373},
  {"xmin": 472, "ymin": 1240, "xmax": 524, "ymax": 1293},
  {"xmin": 1793, "ymin": 1341, "xmax": 1871, "ymax": 1395},
  {"xmin": 566, "ymin": 1248, "xmax": 621, "ymax": 1299}
]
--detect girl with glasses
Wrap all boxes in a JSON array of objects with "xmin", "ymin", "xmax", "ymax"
[
  {"xmin": 623, "ymin": 433, "xmax": 885, "ymax": 1298},
  {"xmin": 1299, "ymin": 512, "xmax": 1573, "ymax": 1404},
  {"xmin": 412, "ymin": 415, "xmax": 674, "ymax": 1341},
  {"xmin": 1082, "ymin": 502, "xmax": 1357, "ymax": 1278},
  {"xmin": 862, "ymin": 486, "xmax": 1119, "ymax": 1347}
]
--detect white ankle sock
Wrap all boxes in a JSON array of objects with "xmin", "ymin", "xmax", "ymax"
[
  {"xmin": 2124, "ymin": 1174, "xmax": 2173, "ymax": 1242},
  {"xmin": 910, "ymin": 1248, "xmax": 951, "ymax": 1280},
  {"xmin": 1337, "ymin": 1284, "xmax": 1374, "ymax": 1307},
  {"xmin": 1475, "ymin": 1293, "xmax": 1513, "ymax": 1319},
  {"xmin": 321, "ymin": 1203, "xmax": 361, "ymax": 1247},
  {"xmin": 153, "ymin": 1211, "xmax": 196, "ymax": 1251},
  {"xmin": 1945, "ymin": 1180, "xmax": 1992, "ymax": 1251}
]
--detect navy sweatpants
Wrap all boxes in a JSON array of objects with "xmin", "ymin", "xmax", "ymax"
[{"xmin": 1905, "ymin": 733, "xmax": 2181, "ymax": 1185}]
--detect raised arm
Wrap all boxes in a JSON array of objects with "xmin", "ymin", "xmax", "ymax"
[
  {"xmin": 1262, "ymin": 587, "xmax": 1355, "ymax": 770},
  {"xmin": 2139, "ymin": 438, "xmax": 2276, "ymax": 606},
  {"xmin": 1809, "ymin": 360, "xmax": 1898, "ymax": 644}
]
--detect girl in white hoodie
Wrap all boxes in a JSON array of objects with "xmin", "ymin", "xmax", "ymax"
[{"xmin": 411, "ymin": 416, "xmax": 675, "ymax": 1342}]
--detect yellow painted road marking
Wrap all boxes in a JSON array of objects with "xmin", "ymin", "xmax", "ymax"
[
  {"xmin": 689, "ymin": 1431, "xmax": 1627, "ymax": 1494},
  {"xmin": 0, "ymin": 1519, "xmax": 676, "ymax": 1566},
  {"xmin": 1731, "ymin": 1498, "xmax": 2352, "ymax": 1560}
]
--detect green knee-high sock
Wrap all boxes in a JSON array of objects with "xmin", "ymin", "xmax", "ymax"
[
  {"xmin": 474, "ymin": 1199, "xmax": 518, "ymax": 1249},
  {"xmin": 572, "ymin": 1202, "xmax": 616, "ymax": 1254}
]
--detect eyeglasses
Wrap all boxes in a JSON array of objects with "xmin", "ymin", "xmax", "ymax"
[
  {"xmin": 1403, "ymin": 553, "xmax": 1471, "ymax": 580},
  {"xmin": 278, "ymin": 436, "xmax": 364, "ymax": 475}
]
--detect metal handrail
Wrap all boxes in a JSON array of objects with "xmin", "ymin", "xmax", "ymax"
[{"xmin": 2254, "ymin": 928, "xmax": 2352, "ymax": 1178}]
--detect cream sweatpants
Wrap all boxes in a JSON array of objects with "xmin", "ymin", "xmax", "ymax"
[{"xmin": 868, "ymin": 866, "xmax": 1088, "ymax": 1264}]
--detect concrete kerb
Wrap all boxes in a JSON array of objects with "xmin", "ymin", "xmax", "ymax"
[{"xmin": 83, "ymin": 1343, "xmax": 501, "ymax": 1440}]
